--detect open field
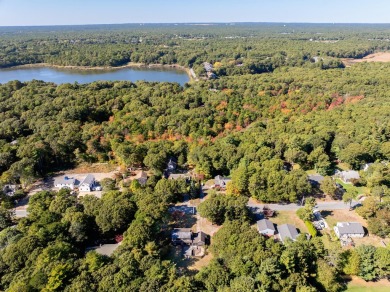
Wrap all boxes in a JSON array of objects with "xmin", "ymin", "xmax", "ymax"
[
  {"xmin": 62, "ymin": 163, "xmax": 118, "ymax": 174},
  {"xmin": 343, "ymin": 52, "xmax": 390, "ymax": 66},
  {"xmin": 321, "ymin": 209, "xmax": 390, "ymax": 247},
  {"xmin": 346, "ymin": 276, "xmax": 390, "ymax": 292}
]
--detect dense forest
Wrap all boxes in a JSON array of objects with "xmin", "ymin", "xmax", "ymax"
[
  {"xmin": 3, "ymin": 23, "xmax": 390, "ymax": 75},
  {"xmin": 0, "ymin": 24, "xmax": 390, "ymax": 291}
]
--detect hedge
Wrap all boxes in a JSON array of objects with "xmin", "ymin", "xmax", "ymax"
[{"xmin": 304, "ymin": 220, "xmax": 318, "ymax": 237}]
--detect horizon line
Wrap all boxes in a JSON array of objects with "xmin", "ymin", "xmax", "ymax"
[{"xmin": 2, "ymin": 21, "xmax": 390, "ymax": 28}]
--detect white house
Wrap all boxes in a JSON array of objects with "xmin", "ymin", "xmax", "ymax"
[
  {"xmin": 54, "ymin": 177, "xmax": 76, "ymax": 190},
  {"xmin": 334, "ymin": 222, "xmax": 365, "ymax": 238},
  {"xmin": 79, "ymin": 174, "xmax": 96, "ymax": 192},
  {"xmin": 257, "ymin": 219, "xmax": 276, "ymax": 237}
]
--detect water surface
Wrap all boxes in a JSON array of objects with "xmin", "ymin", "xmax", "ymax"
[{"xmin": 0, "ymin": 66, "xmax": 190, "ymax": 85}]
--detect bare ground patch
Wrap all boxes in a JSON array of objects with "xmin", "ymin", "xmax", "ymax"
[
  {"xmin": 343, "ymin": 52, "xmax": 390, "ymax": 66},
  {"xmin": 346, "ymin": 276, "xmax": 390, "ymax": 291}
]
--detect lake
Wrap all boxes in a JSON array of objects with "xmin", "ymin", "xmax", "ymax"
[{"xmin": 0, "ymin": 66, "xmax": 190, "ymax": 85}]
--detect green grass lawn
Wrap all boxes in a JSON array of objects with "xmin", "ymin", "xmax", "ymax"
[{"xmin": 335, "ymin": 179, "xmax": 369, "ymax": 195}]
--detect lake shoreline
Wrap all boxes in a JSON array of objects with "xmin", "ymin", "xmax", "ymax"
[{"xmin": 8, "ymin": 62, "xmax": 195, "ymax": 81}]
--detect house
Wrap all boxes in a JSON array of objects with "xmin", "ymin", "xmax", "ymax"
[
  {"xmin": 308, "ymin": 174, "xmax": 325, "ymax": 187},
  {"xmin": 172, "ymin": 228, "xmax": 194, "ymax": 245},
  {"xmin": 193, "ymin": 231, "xmax": 208, "ymax": 246},
  {"xmin": 207, "ymin": 72, "xmax": 217, "ymax": 79},
  {"xmin": 184, "ymin": 245, "xmax": 205, "ymax": 258},
  {"xmin": 340, "ymin": 170, "xmax": 360, "ymax": 183},
  {"xmin": 203, "ymin": 62, "xmax": 213, "ymax": 72},
  {"xmin": 2, "ymin": 185, "xmax": 19, "ymax": 196},
  {"xmin": 171, "ymin": 229, "xmax": 208, "ymax": 246},
  {"xmin": 134, "ymin": 171, "xmax": 148, "ymax": 186},
  {"xmin": 79, "ymin": 174, "xmax": 96, "ymax": 192},
  {"xmin": 168, "ymin": 173, "xmax": 190, "ymax": 181},
  {"xmin": 54, "ymin": 177, "xmax": 76, "ymax": 190},
  {"xmin": 257, "ymin": 219, "xmax": 276, "ymax": 236},
  {"xmin": 214, "ymin": 175, "xmax": 231, "ymax": 190},
  {"xmin": 334, "ymin": 222, "xmax": 365, "ymax": 238},
  {"xmin": 278, "ymin": 224, "xmax": 299, "ymax": 243},
  {"xmin": 167, "ymin": 158, "xmax": 178, "ymax": 171},
  {"xmin": 362, "ymin": 163, "xmax": 373, "ymax": 172}
]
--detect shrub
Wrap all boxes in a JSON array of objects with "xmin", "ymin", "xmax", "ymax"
[{"xmin": 304, "ymin": 220, "xmax": 317, "ymax": 237}]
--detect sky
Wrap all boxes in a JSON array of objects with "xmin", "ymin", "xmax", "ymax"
[{"xmin": 0, "ymin": 0, "xmax": 390, "ymax": 26}]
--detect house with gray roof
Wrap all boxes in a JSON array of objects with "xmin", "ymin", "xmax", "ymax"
[
  {"xmin": 172, "ymin": 228, "xmax": 193, "ymax": 245},
  {"xmin": 308, "ymin": 174, "xmax": 325, "ymax": 187},
  {"xmin": 257, "ymin": 219, "xmax": 276, "ymax": 237},
  {"xmin": 334, "ymin": 222, "xmax": 365, "ymax": 238},
  {"xmin": 79, "ymin": 174, "xmax": 96, "ymax": 192},
  {"xmin": 54, "ymin": 176, "xmax": 76, "ymax": 190},
  {"xmin": 172, "ymin": 229, "xmax": 208, "ymax": 246},
  {"xmin": 2, "ymin": 185, "xmax": 19, "ymax": 196},
  {"xmin": 168, "ymin": 173, "xmax": 190, "ymax": 181},
  {"xmin": 134, "ymin": 171, "xmax": 148, "ymax": 186},
  {"xmin": 214, "ymin": 175, "xmax": 231, "ymax": 190},
  {"xmin": 278, "ymin": 224, "xmax": 299, "ymax": 243},
  {"xmin": 340, "ymin": 170, "xmax": 360, "ymax": 183}
]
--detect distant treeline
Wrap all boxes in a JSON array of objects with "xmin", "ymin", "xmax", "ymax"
[{"xmin": 3, "ymin": 23, "xmax": 390, "ymax": 75}]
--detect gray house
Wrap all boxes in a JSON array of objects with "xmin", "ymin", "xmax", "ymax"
[
  {"xmin": 172, "ymin": 229, "xmax": 208, "ymax": 246},
  {"xmin": 334, "ymin": 222, "xmax": 365, "ymax": 238},
  {"xmin": 134, "ymin": 171, "xmax": 148, "ymax": 186},
  {"xmin": 308, "ymin": 174, "xmax": 325, "ymax": 187},
  {"xmin": 172, "ymin": 228, "xmax": 193, "ymax": 245},
  {"xmin": 257, "ymin": 219, "xmax": 276, "ymax": 237},
  {"xmin": 214, "ymin": 175, "xmax": 231, "ymax": 190},
  {"xmin": 340, "ymin": 170, "xmax": 360, "ymax": 183},
  {"xmin": 278, "ymin": 224, "xmax": 299, "ymax": 243}
]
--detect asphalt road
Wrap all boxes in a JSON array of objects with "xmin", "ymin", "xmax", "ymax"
[{"xmin": 247, "ymin": 198, "xmax": 361, "ymax": 211}]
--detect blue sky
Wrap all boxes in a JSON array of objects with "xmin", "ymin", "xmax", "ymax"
[{"xmin": 0, "ymin": 0, "xmax": 389, "ymax": 26}]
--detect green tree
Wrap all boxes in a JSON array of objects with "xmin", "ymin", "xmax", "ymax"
[
  {"xmin": 320, "ymin": 176, "xmax": 338, "ymax": 199},
  {"xmin": 342, "ymin": 189, "xmax": 358, "ymax": 209},
  {"xmin": 95, "ymin": 191, "xmax": 136, "ymax": 234},
  {"xmin": 0, "ymin": 206, "xmax": 14, "ymax": 231}
]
